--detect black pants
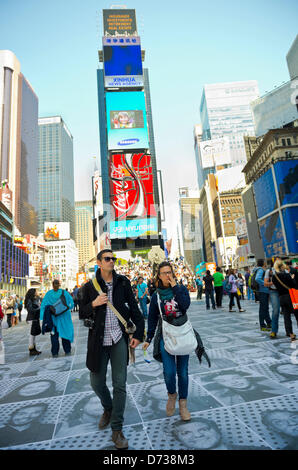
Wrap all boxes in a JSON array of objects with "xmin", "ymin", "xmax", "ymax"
[
  {"xmin": 280, "ymin": 294, "xmax": 298, "ymax": 335},
  {"xmin": 197, "ymin": 286, "xmax": 203, "ymax": 299},
  {"xmin": 6, "ymin": 313, "xmax": 12, "ymax": 328},
  {"xmin": 229, "ymin": 292, "xmax": 241, "ymax": 310},
  {"xmin": 214, "ymin": 286, "xmax": 223, "ymax": 307}
]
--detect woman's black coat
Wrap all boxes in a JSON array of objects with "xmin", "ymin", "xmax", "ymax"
[{"xmin": 80, "ymin": 269, "xmax": 145, "ymax": 372}]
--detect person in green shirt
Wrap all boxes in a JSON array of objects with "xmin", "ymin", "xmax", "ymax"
[{"xmin": 213, "ymin": 267, "xmax": 224, "ymax": 308}]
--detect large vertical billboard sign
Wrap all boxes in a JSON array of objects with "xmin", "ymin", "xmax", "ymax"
[
  {"xmin": 274, "ymin": 160, "xmax": 298, "ymax": 205},
  {"xmin": 103, "ymin": 9, "xmax": 137, "ymax": 36},
  {"xmin": 106, "ymin": 91, "xmax": 149, "ymax": 150},
  {"xmin": 253, "ymin": 168, "xmax": 277, "ymax": 218},
  {"xmin": 109, "ymin": 153, "xmax": 156, "ymax": 220},
  {"xmin": 103, "ymin": 37, "xmax": 143, "ymax": 88},
  {"xmin": 259, "ymin": 213, "xmax": 286, "ymax": 258}
]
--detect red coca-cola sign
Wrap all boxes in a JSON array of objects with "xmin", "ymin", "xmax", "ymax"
[{"xmin": 109, "ymin": 153, "xmax": 156, "ymax": 220}]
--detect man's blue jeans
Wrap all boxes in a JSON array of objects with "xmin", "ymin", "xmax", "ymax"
[
  {"xmin": 269, "ymin": 290, "xmax": 280, "ymax": 334},
  {"xmin": 139, "ymin": 297, "xmax": 148, "ymax": 318},
  {"xmin": 258, "ymin": 292, "xmax": 272, "ymax": 328},
  {"xmin": 247, "ymin": 286, "xmax": 254, "ymax": 300},
  {"xmin": 160, "ymin": 338, "xmax": 189, "ymax": 399}
]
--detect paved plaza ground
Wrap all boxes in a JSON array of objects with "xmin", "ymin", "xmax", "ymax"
[{"xmin": 0, "ymin": 294, "xmax": 298, "ymax": 451}]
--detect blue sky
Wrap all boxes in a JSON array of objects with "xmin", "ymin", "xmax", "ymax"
[{"xmin": 1, "ymin": 0, "xmax": 297, "ymax": 236}]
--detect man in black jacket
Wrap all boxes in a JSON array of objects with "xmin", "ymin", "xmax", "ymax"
[{"xmin": 80, "ymin": 249, "xmax": 144, "ymax": 449}]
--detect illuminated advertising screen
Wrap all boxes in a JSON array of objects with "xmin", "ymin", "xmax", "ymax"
[
  {"xmin": 109, "ymin": 153, "xmax": 156, "ymax": 220},
  {"xmin": 103, "ymin": 36, "xmax": 143, "ymax": 88},
  {"xmin": 259, "ymin": 213, "xmax": 286, "ymax": 258},
  {"xmin": 106, "ymin": 91, "xmax": 149, "ymax": 150},
  {"xmin": 282, "ymin": 206, "xmax": 298, "ymax": 254},
  {"xmin": 274, "ymin": 160, "xmax": 298, "ymax": 205},
  {"xmin": 253, "ymin": 168, "xmax": 277, "ymax": 219},
  {"xmin": 103, "ymin": 9, "xmax": 137, "ymax": 36},
  {"xmin": 110, "ymin": 218, "xmax": 158, "ymax": 239},
  {"xmin": 44, "ymin": 222, "xmax": 70, "ymax": 241}
]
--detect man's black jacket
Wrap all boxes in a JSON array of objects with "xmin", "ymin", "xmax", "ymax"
[{"xmin": 80, "ymin": 269, "xmax": 145, "ymax": 372}]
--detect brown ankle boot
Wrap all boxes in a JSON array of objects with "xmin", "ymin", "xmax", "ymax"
[
  {"xmin": 179, "ymin": 399, "xmax": 191, "ymax": 421},
  {"xmin": 166, "ymin": 392, "xmax": 177, "ymax": 416},
  {"xmin": 98, "ymin": 409, "xmax": 112, "ymax": 430},
  {"xmin": 112, "ymin": 430, "xmax": 128, "ymax": 449}
]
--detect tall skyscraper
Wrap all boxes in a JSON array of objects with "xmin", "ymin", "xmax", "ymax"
[
  {"xmin": 97, "ymin": 8, "xmax": 162, "ymax": 255},
  {"xmin": 200, "ymin": 80, "xmax": 259, "ymax": 167},
  {"xmin": 75, "ymin": 200, "xmax": 95, "ymax": 269},
  {"xmin": 38, "ymin": 116, "xmax": 75, "ymax": 240},
  {"xmin": 0, "ymin": 50, "xmax": 39, "ymax": 235}
]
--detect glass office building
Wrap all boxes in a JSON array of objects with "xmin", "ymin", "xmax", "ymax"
[
  {"xmin": 200, "ymin": 81, "xmax": 259, "ymax": 166},
  {"xmin": 38, "ymin": 117, "xmax": 75, "ymax": 240}
]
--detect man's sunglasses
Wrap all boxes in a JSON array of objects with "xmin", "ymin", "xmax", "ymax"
[{"xmin": 103, "ymin": 256, "xmax": 117, "ymax": 262}]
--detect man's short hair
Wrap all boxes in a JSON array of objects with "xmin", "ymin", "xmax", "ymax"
[
  {"xmin": 257, "ymin": 259, "xmax": 264, "ymax": 267},
  {"xmin": 52, "ymin": 279, "xmax": 60, "ymax": 287},
  {"xmin": 97, "ymin": 249, "xmax": 113, "ymax": 261}
]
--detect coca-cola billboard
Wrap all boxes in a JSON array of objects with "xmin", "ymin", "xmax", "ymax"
[{"xmin": 109, "ymin": 153, "xmax": 156, "ymax": 220}]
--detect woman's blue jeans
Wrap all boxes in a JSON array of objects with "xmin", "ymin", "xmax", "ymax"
[
  {"xmin": 139, "ymin": 297, "xmax": 148, "ymax": 318},
  {"xmin": 269, "ymin": 290, "xmax": 280, "ymax": 334},
  {"xmin": 160, "ymin": 338, "xmax": 189, "ymax": 399}
]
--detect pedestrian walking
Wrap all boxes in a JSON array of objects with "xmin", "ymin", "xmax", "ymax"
[
  {"xmin": 264, "ymin": 260, "xmax": 281, "ymax": 339},
  {"xmin": 245, "ymin": 268, "xmax": 254, "ymax": 300},
  {"xmin": 24, "ymin": 288, "xmax": 42, "ymax": 356},
  {"xmin": 272, "ymin": 260, "xmax": 298, "ymax": 342},
  {"xmin": 80, "ymin": 249, "xmax": 144, "ymax": 450},
  {"xmin": 72, "ymin": 286, "xmax": 79, "ymax": 312},
  {"xmin": 17, "ymin": 296, "xmax": 23, "ymax": 322},
  {"xmin": 137, "ymin": 276, "xmax": 149, "ymax": 319},
  {"xmin": 237, "ymin": 273, "xmax": 245, "ymax": 299},
  {"xmin": 255, "ymin": 259, "xmax": 272, "ymax": 331},
  {"xmin": 40, "ymin": 280, "xmax": 74, "ymax": 357},
  {"xmin": 195, "ymin": 275, "xmax": 203, "ymax": 300},
  {"xmin": 143, "ymin": 261, "xmax": 192, "ymax": 421},
  {"xmin": 228, "ymin": 269, "xmax": 245, "ymax": 312},
  {"xmin": 203, "ymin": 270, "xmax": 216, "ymax": 310},
  {"xmin": 5, "ymin": 296, "xmax": 14, "ymax": 328},
  {"xmin": 213, "ymin": 267, "xmax": 224, "ymax": 307}
]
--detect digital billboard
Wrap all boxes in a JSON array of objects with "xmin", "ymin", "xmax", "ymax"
[
  {"xmin": 109, "ymin": 153, "xmax": 156, "ymax": 220},
  {"xmin": 253, "ymin": 168, "xmax": 277, "ymax": 219},
  {"xmin": 258, "ymin": 213, "xmax": 286, "ymax": 258},
  {"xmin": 44, "ymin": 222, "xmax": 70, "ymax": 241},
  {"xmin": 282, "ymin": 206, "xmax": 298, "ymax": 254},
  {"xmin": 110, "ymin": 218, "xmax": 158, "ymax": 239},
  {"xmin": 103, "ymin": 9, "xmax": 137, "ymax": 36},
  {"xmin": 106, "ymin": 91, "xmax": 149, "ymax": 150},
  {"xmin": 274, "ymin": 160, "xmax": 298, "ymax": 206},
  {"xmin": 103, "ymin": 36, "xmax": 143, "ymax": 88}
]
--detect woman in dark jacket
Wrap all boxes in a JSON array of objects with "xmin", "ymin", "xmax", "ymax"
[
  {"xmin": 24, "ymin": 288, "xmax": 42, "ymax": 356},
  {"xmin": 272, "ymin": 260, "xmax": 298, "ymax": 342},
  {"xmin": 143, "ymin": 261, "xmax": 192, "ymax": 421}
]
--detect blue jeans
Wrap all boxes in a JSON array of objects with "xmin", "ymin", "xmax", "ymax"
[
  {"xmin": 50, "ymin": 326, "xmax": 71, "ymax": 356},
  {"xmin": 139, "ymin": 297, "xmax": 148, "ymax": 318},
  {"xmin": 160, "ymin": 338, "xmax": 189, "ymax": 399},
  {"xmin": 247, "ymin": 286, "xmax": 254, "ymax": 300},
  {"xmin": 205, "ymin": 289, "xmax": 216, "ymax": 309},
  {"xmin": 270, "ymin": 290, "xmax": 280, "ymax": 334},
  {"xmin": 258, "ymin": 292, "xmax": 272, "ymax": 328}
]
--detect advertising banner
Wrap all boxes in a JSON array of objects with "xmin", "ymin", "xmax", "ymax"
[
  {"xmin": 109, "ymin": 153, "xmax": 156, "ymax": 220},
  {"xmin": 93, "ymin": 171, "xmax": 103, "ymax": 219},
  {"xmin": 282, "ymin": 206, "xmax": 298, "ymax": 254},
  {"xmin": 205, "ymin": 262, "xmax": 216, "ymax": 275},
  {"xmin": 76, "ymin": 272, "xmax": 87, "ymax": 287},
  {"xmin": 259, "ymin": 213, "xmax": 286, "ymax": 258},
  {"xmin": 103, "ymin": 36, "xmax": 143, "ymax": 88},
  {"xmin": 44, "ymin": 222, "xmax": 70, "ymax": 241},
  {"xmin": 110, "ymin": 217, "xmax": 158, "ymax": 239},
  {"xmin": 106, "ymin": 91, "xmax": 149, "ymax": 150},
  {"xmin": 199, "ymin": 137, "xmax": 231, "ymax": 169},
  {"xmin": 103, "ymin": 9, "xmax": 137, "ymax": 36},
  {"xmin": 253, "ymin": 168, "xmax": 277, "ymax": 219},
  {"xmin": 274, "ymin": 160, "xmax": 298, "ymax": 206}
]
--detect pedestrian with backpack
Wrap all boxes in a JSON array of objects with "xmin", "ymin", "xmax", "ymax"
[
  {"xmin": 264, "ymin": 260, "xmax": 281, "ymax": 339},
  {"xmin": 255, "ymin": 260, "xmax": 272, "ymax": 332}
]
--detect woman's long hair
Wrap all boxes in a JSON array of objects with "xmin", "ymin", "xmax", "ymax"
[
  {"xmin": 24, "ymin": 288, "xmax": 36, "ymax": 309},
  {"xmin": 154, "ymin": 261, "xmax": 177, "ymax": 289}
]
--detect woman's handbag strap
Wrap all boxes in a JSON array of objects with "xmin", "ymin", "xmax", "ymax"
[{"xmin": 274, "ymin": 273, "xmax": 289, "ymax": 291}]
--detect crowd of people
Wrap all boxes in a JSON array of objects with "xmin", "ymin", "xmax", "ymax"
[{"xmin": 195, "ymin": 258, "xmax": 298, "ymax": 342}]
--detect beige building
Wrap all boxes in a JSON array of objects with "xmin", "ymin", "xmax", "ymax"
[{"xmin": 75, "ymin": 200, "xmax": 95, "ymax": 270}]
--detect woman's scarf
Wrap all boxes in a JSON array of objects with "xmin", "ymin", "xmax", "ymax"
[{"xmin": 157, "ymin": 286, "xmax": 174, "ymax": 301}]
